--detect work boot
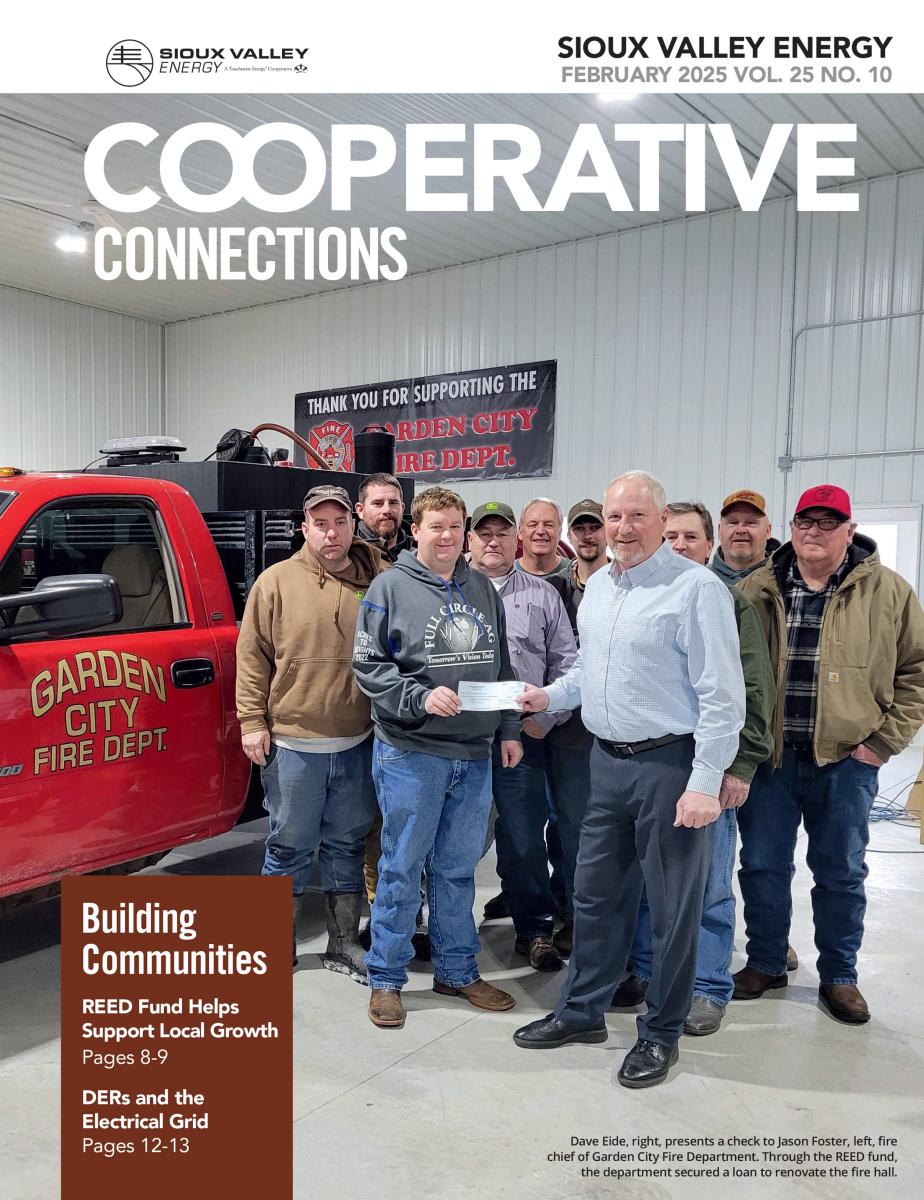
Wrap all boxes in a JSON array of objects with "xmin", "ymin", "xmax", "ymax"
[
  {"xmin": 433, "ymin": 977, "xmax": 516, "ymax": 1011},
  {"xmin": 787, "ymin": 945, "xmax": 799, "ymax": 972},
  {"xmin": 368, "ymin": 989, "xmax": 405, "ymax": 1028},
  {"xmin": 818, "ymin": 983, "xmax": 870, "ymax": 1024},
  {"xmin": 732, "ymin": 966, "xmax": 788, "ymax": 1000},
  {"xmin": 322, "ymin": 892, "xmax": 368, "ymax": 985},
  {"xmin": 292, "ymin": 893, "xmax": 303, "ymax": 970},
  {"xmin": 683, "ymin": 996, "xmax": 725, "ymax": 1036},
  {"xmin": 514, "ymin": 934, "xmax": 564, "ymax": 972}
]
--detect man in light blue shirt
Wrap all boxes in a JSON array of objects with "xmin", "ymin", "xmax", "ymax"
[{"xmin": 512, "ymin": 471, "xmax": 745, "ymax": 1089}]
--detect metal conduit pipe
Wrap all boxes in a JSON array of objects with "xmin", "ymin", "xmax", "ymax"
[{"xmin": 780, "ymin": 296, "xmax": 924, "ymax": 515}]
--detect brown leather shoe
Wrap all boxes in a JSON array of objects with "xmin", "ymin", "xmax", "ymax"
[
  {"xmin": 368, "ymin": 988, "xmax": 405, "ymax": 1028},
  {"xmin": 732, "ymin": 966, "xmax": 788, "ymax": 1000},
  {"xmin": 786, "ymin": 945, "xmax": 799, "ymax": 972},
  {"xmin": 819, "ymin": 983, "xmax": 870, "ymax": 1024},
  {"xmin": 433, "ymin": 977, "xmax": 516, "ymax": 1011},
  {"xmin": 514, "ymin": 934, "xmax": 564, "ymax": 972}
]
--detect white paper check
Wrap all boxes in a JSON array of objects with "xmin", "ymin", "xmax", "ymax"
[{"xmin": 457, "ymin": 680, "xmax": 526, "ymax": 711}]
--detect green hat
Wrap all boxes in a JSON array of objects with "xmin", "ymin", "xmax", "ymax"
[{"xmin": 471, "ymin": 501, "xmax": 516, "ymax": 529}]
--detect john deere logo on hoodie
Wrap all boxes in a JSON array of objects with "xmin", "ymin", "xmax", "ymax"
[{"xmin": 425, "ymin": 602, "xmax": 495, "ymax": 666}]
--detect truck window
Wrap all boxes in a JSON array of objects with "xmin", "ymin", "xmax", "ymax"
[{"xmin": 0, "ymin": 498, "xmax": 185, "ymax": 631}]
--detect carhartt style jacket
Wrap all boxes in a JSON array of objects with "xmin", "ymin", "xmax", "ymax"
[
  {"xmin": 740, "ymin": 535, "xmax": 924, "ymax": 765},
  {"xmin": 236, "ymin": 539, "xmax": 384, "ymax": 739}
]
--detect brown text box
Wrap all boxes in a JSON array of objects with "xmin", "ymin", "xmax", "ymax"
[{"xmin": 61, "ymin": 875, "xmax": 291, "ymax": 1199}]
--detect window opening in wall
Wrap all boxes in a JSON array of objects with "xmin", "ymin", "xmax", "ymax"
[{"xmin": 852, "ymin": 506, "xmax": 921, "ymax": 593}]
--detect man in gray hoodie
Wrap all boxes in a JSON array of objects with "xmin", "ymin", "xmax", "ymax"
[
  {"xmin": 710, "ymin": 489, "xmax": 780, "ymax": 584},
  {"xmin": 353, "ymin": 485, "xmax": 523, "ymax": 1029}
]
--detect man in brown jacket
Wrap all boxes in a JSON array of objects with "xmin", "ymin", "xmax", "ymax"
[
  {"xmin": 237, "ymin": 484, "xmax": 385, "ymax": 979},
  {"xmin": 734, "ymin": 484, "xmax": 924, "ymax": 1024}
]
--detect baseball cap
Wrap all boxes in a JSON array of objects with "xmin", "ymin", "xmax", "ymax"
[
  {"xmin": 720, "ymin": 489, "xmax": 767, "ymax": 516},
  {"xmin": 568, "ymin": 498, "xmax": 604, "ymax": 525},
  {"xmin": 794, "ymin": 484, "xmax": 851, "ymax": 520},
  {"xmin": 471, "ymin": 501, "xmax": 516, "ymax": 529},
  {"xmin": 304, "ymin": 484, "xmax": 353, "ymax": 512}
]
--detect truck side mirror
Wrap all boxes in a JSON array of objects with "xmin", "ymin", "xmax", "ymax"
[{"xmin": 0, "ymin": 574, "xmax": 123, "ymax": 643}]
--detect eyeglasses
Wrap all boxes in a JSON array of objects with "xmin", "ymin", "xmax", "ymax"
[
  {"xmin": 792, "ymin": 515, "xmax": 847, "ymax": 531},
  {"xmin": 472, "ymin": 527, "xmax": 514, "ymax": 540}
]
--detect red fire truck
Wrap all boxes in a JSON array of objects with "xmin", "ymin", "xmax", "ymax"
[{"xmin": 0, "ymin": 437, "xmax": 411, "ymax": 905}]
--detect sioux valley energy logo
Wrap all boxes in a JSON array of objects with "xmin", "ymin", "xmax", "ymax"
[{"xmin": 106, "ymin": 40, "xmax": 154, "ymax": 87}]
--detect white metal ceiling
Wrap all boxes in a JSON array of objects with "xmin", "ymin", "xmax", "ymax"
[{"xmin": 1, "ymin": 92, "xmax": 922, "ymax": 323}]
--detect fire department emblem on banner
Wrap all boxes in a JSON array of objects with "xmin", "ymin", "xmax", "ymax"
[{"xmin": 309, "ymin": 420, "xmax": 355, "ymax": 471}]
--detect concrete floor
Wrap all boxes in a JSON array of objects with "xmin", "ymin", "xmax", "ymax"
[{"xmin": 2, "ymin": 748, "xmax": 923, "ymax": 1200}]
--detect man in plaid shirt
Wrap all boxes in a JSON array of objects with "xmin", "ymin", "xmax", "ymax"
[{"xmin": 735, "ymin": 485, "xmax": 924, "ymax": 1024}]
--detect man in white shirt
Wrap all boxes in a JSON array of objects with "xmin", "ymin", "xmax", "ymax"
[{"xmin": 512, "ymin": 471, "xmax": 745, "ymax": 1089}]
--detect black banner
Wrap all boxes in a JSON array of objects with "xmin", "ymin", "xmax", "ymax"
[{"xmin": 294, "ymin": 360, "xmax": 556, "ymax": 482}]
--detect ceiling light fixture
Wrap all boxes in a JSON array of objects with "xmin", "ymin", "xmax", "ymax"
[{"xmin": 55, "ymin": 231, "xmax": 88, "ymax": 254}]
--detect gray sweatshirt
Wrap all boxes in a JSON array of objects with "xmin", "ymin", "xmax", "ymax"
[
  {"xmin": 352, "ymin": 550, "xmax": 521, "ymax": 759},
  {"xmin": 710, "ymin": 538, "xmax": 781, "ymax": 585}
]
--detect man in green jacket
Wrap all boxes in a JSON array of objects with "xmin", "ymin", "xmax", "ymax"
[
  {"xmin": 612, "ymin": 501, "xmax": 776, "ymax": 1035},
  {"xmin": 735, "ymin": 485, "xmax": 924, "ymax": 1024}
]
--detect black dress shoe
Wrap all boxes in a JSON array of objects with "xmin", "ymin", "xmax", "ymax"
[
  {"xmin": 611, "ymin": 975, "xmax": 648, "ymax": 1007},
  {"xmin": 617, "ymin": 1039, "xmax": 679, "ymax": 1089},
  {"xmin": 483, "ymin": 891, "xmax": 510, "ymax": 920},
  {"xmin": 513, "ymin": 1013, "xmax": 608, "ymax": 1049}
]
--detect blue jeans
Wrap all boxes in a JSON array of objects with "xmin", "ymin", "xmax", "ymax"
[
  {"xmin": 260, "ymin": 738, "xmax": 376, "ymax": 896},
  {"xmin": 367, "ymin": 738, "xmax": 493, "ymax": 991},
  {"xmin": 492, "ymin": 738, "xmax": 554, "ymax": 940},
  {"xmin": 630, "ymin": 808, "xmax": 737, "ymax": 1007},
  {"xmin": 737, "ymin": 749, "xmax": 879, "ymax": 984}
]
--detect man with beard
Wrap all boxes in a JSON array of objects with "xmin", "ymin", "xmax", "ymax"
[
  {"xmin": 355, "ymin": 472, "xmax": 411, "ymax": 563},
  {"xmin": 355, "ymin": 471, "xmax": 422, "ymax": 953},
  {"xmin": 569, "ymin": 499, "xmax": 609, "ymax": 581}
]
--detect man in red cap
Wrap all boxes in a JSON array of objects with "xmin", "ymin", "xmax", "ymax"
[{"xmin": 734, "ymin": 484, "xmax": 924, "ymax": 1024}]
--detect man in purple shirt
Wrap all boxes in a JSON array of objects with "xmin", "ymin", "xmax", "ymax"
[{"xmin": 469, "ymin": 501, "xmax": 577, "ymax": 971}]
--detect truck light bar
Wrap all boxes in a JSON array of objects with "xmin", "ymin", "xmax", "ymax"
[{"xmin": 100, "ymin": 436, "xmax": 187, "ymax": 456}]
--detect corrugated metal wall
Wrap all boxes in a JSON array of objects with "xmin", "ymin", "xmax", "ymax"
[
  {"xmin": 786, "ymin": 173, "xmax": 924, "ymax": 540},
  {"xmin": 2, "ymin": 170, "xmax": 920, "ymax": 578},
  {"xmin": 0, "ymin": 285, "xmax": 162, "ymax": 471},
  {"xmin": 165, "ymin": 199, "xmax": 796, "ymax": 520}
]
